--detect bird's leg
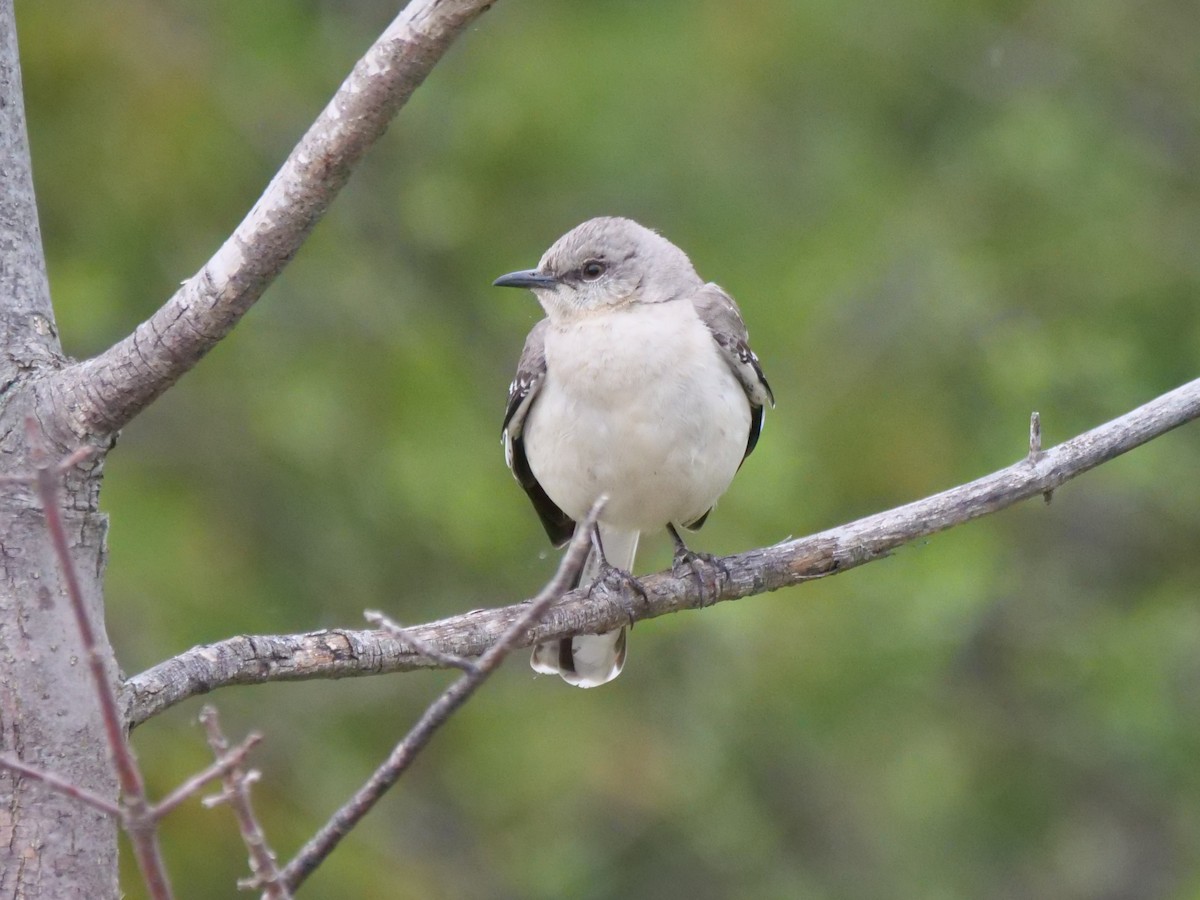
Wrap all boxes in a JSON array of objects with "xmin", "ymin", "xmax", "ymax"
[
  {"xmin": 667, "ymin": 524, "xmax": 727, "ymax": 607},
  {"xmin": 586, "ymin": 525, "xmax": 647, "ymax": 625}
]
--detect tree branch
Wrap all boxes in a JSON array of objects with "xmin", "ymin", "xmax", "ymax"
[
  {"xmin": 152, "ymin": 730, "xmax": 261, "ymax": 823},
  {"xmin": 122, "ymin": 377, "xmax": 1200, "ymax": 730},
  {"xmin": 44, "ymin": 0, "xmax": 496, "ymax": 440},
  {"xmin": 277, "ymin": 496, "xmax": 600, "ymax": 892},
  {"xmin": 0, "ymin": 754, "xmax": 121, "ymax": 818},
  {"xmin": 199, "ymin": 707, "xmax": 288, "ymax": 899}
]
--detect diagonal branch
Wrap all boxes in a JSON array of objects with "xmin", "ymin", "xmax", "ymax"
[
  {"xmin": 0, "ymin": 754, "xmax": 121, "ymax": 818},
  {"xmin": 152, "ymin": 730, "xmax": 262, "ymax": 823},
  {"xmin": 122, "ymin": 376, "xmax": 1200, "ymax": 730},
  {"xmin": 278, "ymin": 495, "xmax": 601, "ymax": 892},
  {"xmin": 45, "ymin": 0, "xmax": 496, "ymax": 440},
  {"xmin": 364, "ymin": 610, "xmax": 480, "ymax": 672}
]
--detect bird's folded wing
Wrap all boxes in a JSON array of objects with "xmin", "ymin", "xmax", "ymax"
[
  {"xmin": 501, "ymin": 318, "xmax": 575, "ymax": 546},
  {"xmin": 690, "ymin": 283, "xmax": 774, "ymax": 460}
]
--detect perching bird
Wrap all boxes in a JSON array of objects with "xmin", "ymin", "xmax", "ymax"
[{"xmin": 494, "ymin": 217, "xmax": 773, "ymax": 687}]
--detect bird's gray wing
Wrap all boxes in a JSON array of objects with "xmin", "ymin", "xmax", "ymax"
[
  {"xmin": 690, "ymin": 283, "xmax": 774, "ymax": 462},
  {"xmin": 502, "ymin": 319, "xmax": 575, "ymax": 546}
]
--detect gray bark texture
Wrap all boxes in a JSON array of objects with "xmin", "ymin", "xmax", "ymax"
[
  {"xmin": 0, "ymin": 0, "xmax": 495, "ymax": 895},
  {"xmin": 0, "ymin": 1, "xmax": 119, "ymax": 896}
]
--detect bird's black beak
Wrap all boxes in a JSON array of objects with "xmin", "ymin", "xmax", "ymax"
[{"xmin": 493, "ymin": 269, "xmax": 558, "ymax": 290}]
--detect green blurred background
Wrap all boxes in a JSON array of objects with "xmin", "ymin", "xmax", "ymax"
[{"xmin": 16, "ymin": 0, "xmax": 1200, "ymax": 896}]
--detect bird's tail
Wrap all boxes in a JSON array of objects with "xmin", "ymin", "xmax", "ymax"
[{"xmin": 530, "ymin": 525, "xmax": 639, "ymax": 688}]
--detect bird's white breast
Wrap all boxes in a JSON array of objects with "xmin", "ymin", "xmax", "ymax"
[{"xmin": 524, "ymin": 299, "xmax": 751, "ymax": 532}]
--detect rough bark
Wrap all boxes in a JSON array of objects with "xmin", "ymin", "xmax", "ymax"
[
  {"xmin": 0, "ymin": 1, "xmax": 496, "ymax": 895},
  {"xmin": 0, "ymin": 1, "xmax": 118, "ymax": 896},
  {"xmin": 121, "ymin": 377, "xmax": 1200, "ymax": 729}
]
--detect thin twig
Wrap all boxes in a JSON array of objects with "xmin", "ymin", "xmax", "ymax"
[
  {"xmin": 0, "ymin": 445, "xmax": 95, "ymax": 486},
  {"xmin": 365, "ymin": 610, "xmax": 478, "ymax": 673},
  {"xmin": 26, "ymin": 419, "xmax": 175, "ymax": 900},
  {"xmin": 278, "ymin": 497, "xmax": 603, "ymax": 892},
  {"xmin": 56, "ymin": 444, "xmax": 97, "ymax": 473},
  {"xmin": 0, "ymin": 754, "xmax": 121, "ymax": 817},
  {"xmin": 1028, "ymin": 411, "xmax": 1054, "ymax": 504},
  {"xmin": 122, "ymin": 376, "xmax": 1200, "ymax": 730},
  {"xmin": 200, "ymin": 707, "xmax": 289, "ymax": 899},
  {"xmin": 153, "ymin": 732, "xmax": 263, "ymax": 821}
]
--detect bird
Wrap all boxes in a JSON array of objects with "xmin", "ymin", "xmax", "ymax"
[{"xmin": 494, "ymin": 216, "xmax": 773, "ymax": 687}]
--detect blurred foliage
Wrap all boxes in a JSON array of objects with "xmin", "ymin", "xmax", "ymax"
[{"xmin": 14, "ymin": 0, "xmax": 1200, "ymax": 896}]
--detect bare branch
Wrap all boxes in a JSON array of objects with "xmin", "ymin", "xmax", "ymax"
[
  {"xmin": 365, "ymin": 610, "xmax": 479, "ymax": 673},
  {"xmin": 278, "ymin": 497, "xmax": 601, "ymax": 892},
  {"xmin": 0, "ymin": 754, "xmax": 121, "ymax": 818},
  {"xmin": 152, "ymin": 732, "xmax": 262, "ymax": 822},
  {"xmin": 47, "ymin": 0, "xmax": 496, "ymax": 439},
  {"xmin": 122, "ymin": 377, "xmax": 1200, "ymax": 730},
  {"xmin": 0, "ymin": 446, "xmax": 97, "ymax": 486},
  {"xmin": 56, "ymin": 445, "xmax": 98, "ymax": 473},
  {"xmin": 200, "ymin": 707, "xmax": 290, "ymax": 899}
]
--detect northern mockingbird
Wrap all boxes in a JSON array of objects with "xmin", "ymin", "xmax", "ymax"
[{"xmin": 494, "ymin": 217, "xmax": 773, "ymax": 687}]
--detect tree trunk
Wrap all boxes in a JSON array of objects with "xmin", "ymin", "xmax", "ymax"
[{"xmin": 0, "ymin": 1, "xmax": 119, "ymax": 894}]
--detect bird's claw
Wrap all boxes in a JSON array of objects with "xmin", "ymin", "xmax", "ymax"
[
  {"xmin": 586, "ymin": 562, "xmax": 648, "ymax": 627},
  {"xmin": 672, "ymin": 547, "xmax": 727, "ymax": 607}
]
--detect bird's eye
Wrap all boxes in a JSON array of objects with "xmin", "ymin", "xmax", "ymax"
[{"xmin": 580, "ymin": 259, "xmax": 606, "ymax": 281}]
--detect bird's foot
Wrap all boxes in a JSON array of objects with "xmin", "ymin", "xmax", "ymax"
[
  {"xmin": 667, "ymin": 523, "xmax": 728, "ymax": 606},
  {"xmin": 671, "ymin": 546, "xmax": 728, "ymax": 607},
  {"xmin": 586, "ymin": 562, "xmax": 648, "ymax": 627}
]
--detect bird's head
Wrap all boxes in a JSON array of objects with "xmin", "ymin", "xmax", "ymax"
[{"xmin": 493, "ymin": 217, "xmax": 703, "ymax": 320}]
